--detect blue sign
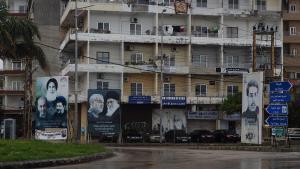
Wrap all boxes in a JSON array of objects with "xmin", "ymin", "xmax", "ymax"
[
  {"xmin": 266, "ymin": 104, "xmax": 288, "ymax": 115},
  {"xmin": 188, "ymin": 111, "xmax": 218, "ymax": 120},
  {"xmin": 128, "ymin": 96, "xmax": 151, "ymax": 104},
  {"xmin": 270, "ymin": 93, "xmax": 291, "ymax": 102},
  {"xmin": 270, "ymin": 81, "xmax": 293, "ymax": 92},
  {"xmin": 162, "ymin": 96, "xmax": 186, "ymax": 106},
  {"xmin": 265, "ymin": 116, "xmax": 288, "ymax": 126}
]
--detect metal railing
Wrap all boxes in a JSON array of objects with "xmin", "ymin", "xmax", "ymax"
[{"xmin": 288, "ymin": 128, "xmax": 300, "ymax": 140}]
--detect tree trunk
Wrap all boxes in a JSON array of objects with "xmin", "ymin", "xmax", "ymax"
[{"xmin": 23, "ymin": 57, "xmax": 33, "ymax": 139}]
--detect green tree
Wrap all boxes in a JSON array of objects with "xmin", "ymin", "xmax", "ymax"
[
  {"xmin": 0, "ymin": 0, "xmax": 47, "ymax": 138},
  {"xmin": 219, "ymin": 92, "xmax": 242, "ymax": 115}
]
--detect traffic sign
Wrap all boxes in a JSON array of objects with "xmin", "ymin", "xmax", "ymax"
[
  {"xmin": 271, "ymin": 127, "xmax": 285, "ymax": 137},
  {"xmin": 270, "ymin": 81, "xmax": 293, "ymax": 92},
  {"xmin": 266, "ymin": 104, "xmax": 288, "ymax": 115},
  {"xmin": 270, "ymin": 93, "xmax": 291, "ymax": 103},
  {"xmin": 265, "ymin": 116, "xmax": 288, "ymax": 126}
]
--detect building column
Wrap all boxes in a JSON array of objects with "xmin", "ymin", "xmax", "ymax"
[
  {"xmin": 155, "ymin": 73, "xmax": 158, "ymax": 96},
  {"xmin": 80, "ymin": 101, "xmax": 87, "ymax": 143},
  {"xmin": 187, "ymin": 74, "xmax": 191, "ymax": 97}
]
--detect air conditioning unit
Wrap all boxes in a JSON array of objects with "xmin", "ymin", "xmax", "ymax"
[
  {"xmin": 163, "ymin": 76, "xmax": 171, "ymax": 82},
  {"xmin": 130, "ymin": 17, "xmax": 138, "ymax": 23},
  {"xmin": 125, "ymin": 45, "xmax": 135, "ymax": 51},
  {"xmin": 123, "ymin": 76, "xmax": 129, "ymax": 83}
]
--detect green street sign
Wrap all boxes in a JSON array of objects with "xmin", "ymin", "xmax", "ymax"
[{"xmin": 272, "ymin": 127, "xmax": 285, "ymax": 137}]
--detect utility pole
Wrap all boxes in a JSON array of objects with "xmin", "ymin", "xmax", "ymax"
[
  {"xmin": 252, "ymin": 31, "xmax": 256, "ymax": 72},
  {"xmin": 74, "ymin": 0, "xmax": 79, "ymax": 143},
  {"xmin": 159, "ymin": 9, "xmax": 166, "ymax": 144}
]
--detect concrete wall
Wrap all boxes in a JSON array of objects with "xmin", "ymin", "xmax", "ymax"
[{"xmin": 223, "ymin": 0, "xmax": 252, "ymax": 10}]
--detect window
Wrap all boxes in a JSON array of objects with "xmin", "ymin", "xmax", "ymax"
[
  {"xmin": 131, "ymin": 53, "xmax": 143, "ymax": 64},
  {"xmin": 290, "ymin": 4, "xmax": 296, "ymax": 12},
  {"xmin": 227, "ymin": 85, "xmax": 238, "ymax": 95},
  {"xmin": 196, "ymin": 84, "xmax": 207, "ymax": 96},
  {"xmin": 194, "ymin": 26, "xmax": 208, "ymax": 37},
  {"xmin": 0, "ymin": 76, "xmax": 4, "ymax": 89},
  {"xmin": 225, "ymin": 56, "xmax": 239, "ymax": 67},
  {"xmin": 19, "ymin": 5, "xmax": 26, "ymax": 13},
  {"xmin": 291, "ymin": 48, "xmax": 298, "ymax": 56},
  {"xmin": 257, "ymin": 55, "xmax": 270, "ymax": 69},
  {"xmin": 130, "ymin": 23, "xmax": 142, "ymax": 35},
  {"xmin": 164, "ymin": 55, "xmax": 175, "ymax": 67},
  {"xmin": 196, "ymin": 0, "xmax": 207, "ymax": 8},
  {"xmin": 0, "ymin": 96, "xmax": 3, "ymax": 109},
  {"xmin": 289, "ymin": 72, "xmax": 300, "ymax": 79},
  {"xmin": 164, "ymin": 83, "xmax": 176, "ymax": 96},
  {"xmin": 192, "ymin": 55, "xmax": 208, "ymax": 67},
  {"xmin": 12, "ymin": 61, "xmax": 22, "ymax": 70},
  {"xmin": 226, "ymin": 27, "xmax": 238, "ymax": 38},
  {"xmin": 256, "ymin": 0, "xmax": 266, "ymax": 11},
  {"xmin": 12, "ymin": 81, "xmax": 22, "ymax": 90},
  {"xmin": 290, "ymin": 27, "xmax": 296, "ymax": 36},
  {"xmin": 131, "ymin": 83, "xmax": 143, "ymax": 96},
  {"xmin": 97, "ymin": 81, "xmax": 109, "ymax": 90},
  {"xmin": 229, "ymin": 0, "xmax": 239, "ymax": 9},
  {"xmin": 164, "ymin": 0, "xmax": 174, "ymax": 6},
  {"xmin": 97, "ymin": 22, "xmax": 110, "ymax": 32},
  {"xmin": 96, "ymin": 52, "xmax": 109, "ymax": 64}
]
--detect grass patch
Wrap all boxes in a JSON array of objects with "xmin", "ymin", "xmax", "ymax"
[{"xmin": 0, "ymin": 140, "xmax": 106, "ymax": 162}]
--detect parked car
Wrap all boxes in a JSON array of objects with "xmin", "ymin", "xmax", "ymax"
[
  {"xmin": 99, "ymin": 133, "xmax": 119, "ymax": 143},
  {"xmin": 213, "ymin": 130, "xmax": 240, "ymax": 143},
  {"xmin": 123, "ymin": 130, "xmax": 144, "ymax": 143},
  {"xmin": 165, "ymin": 130, "xmax": 191, "ymax": 143},
  {"xmin": 190, "ymin": 129, "xmax": 214, "ymax": 143},
  {"xmin": 146, "ymin": 130, "xmax": 165, "ymax": 143}
]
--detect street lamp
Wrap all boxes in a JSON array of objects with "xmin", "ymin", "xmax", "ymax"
[{"xmin": 159, "ymin": 8, "xmax": 166, "ymax": 144}]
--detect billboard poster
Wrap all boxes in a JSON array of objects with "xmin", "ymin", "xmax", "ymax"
[
  {"xmin": 87, "ymin": 89, "xmax": 121, "ymax": 137},
  {"xmin": 35, "ymin": 76, "xmax": 68, "ymax": 140},
  {"xmin": 241, "ymin": 72, "xmax": 263, "ymax": 144},
  {"xmin": 152, "ymin": 109, "xmax": 187, "ymax": 134}
]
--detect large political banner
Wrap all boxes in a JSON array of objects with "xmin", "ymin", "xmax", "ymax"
[
  {"xmin": 88, "ymin": 89, "xmax": 121, "ymax": 137},
  {"xmin": 241, "ymin": 72, "xmax": 263, "ymax": 144},
  {"xmin": 35, "ymin": 76, "xmax": 68, "ymax": 140}
]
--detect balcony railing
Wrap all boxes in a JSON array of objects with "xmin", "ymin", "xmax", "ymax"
[{"xmin": 192, "ymin": 31, "xmax": 218, "ymax": 38}]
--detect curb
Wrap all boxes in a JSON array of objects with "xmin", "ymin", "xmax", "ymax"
[
  {"xmin": 105, "ymin": 143, "xmax": 300, "ymax": 152},
  {"xmin": 0, "ymin": 151, "xmax": 114, "ymax": 169}
]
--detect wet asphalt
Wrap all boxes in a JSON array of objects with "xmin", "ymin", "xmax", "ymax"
[{"xmin": 37, "ymin": 146, "xmax": 300, "ymax": 169}]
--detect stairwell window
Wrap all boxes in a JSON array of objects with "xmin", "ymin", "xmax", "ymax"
[
  {"xmin": 229, "ymin": 0, "xmax": 239, "ymax": 9},
  {"xmin": 196, "ymin": 84, "xmax": 207, "ymax": 96},
  {"xmin": 290, "ymin": 4, "xmax": 296, "ymax": 12},
  {"xmin": 131, "ymin": 53, "xmax": 143, "ymax": 64},
  {"xmin": 96, "ymin": 52, "xmax": 109, "ymax": 64},
  {"xmin": 226, "ymin": 27, "xmax": 238, "ymax": 38},
  {"xmin": 290, "ymin": 27, "xmax": 296, "ymax": 36},
  {"xmin": 256, "ymin": 0, "xmax": 266, "ymax": 11},
  {"xmin": 130, "ymin": 23, "xmax": 142, "ymax": 35},
  {"xmin": 227, "ymin": 85, "xmax": 238, "ymax": 96},
  {"xmin": 131, "ymin": 83, "xmax": 143, "ymax": 96},
  {"xmin": 164, "ymin": 83, "xmax": 175, "ymax": 96},
  {"xmin": 196, "ymin": 0, "xmax": 207, "ymax": 8}
]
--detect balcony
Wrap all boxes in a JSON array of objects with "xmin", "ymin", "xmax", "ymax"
[
  {"xmin": 190, "ymin": 62, "xmax": 220, "ymax": 75},
  {"xmin": 0, "ymin": 88, "xmax": 24, "ymax": 95},
  {"xmin": 0, "ymin": 69, "xmax": 25, "ymax": 75},
  {"xmin": 187, "ymin": 96, "xmax": 225, "ymax": 104},
  {"xmin": 61, "ymin": 62, "xmax": 123, "ymax": 75},
  {"xmin": 283, "ymin": 10, "xmax": 300, "ymax": 21},
  {"xmin": 0, "ymin": 107, "xmax": 24, "ymax": 114},
  {"xmin": 284, "ymin": 31, "xmax": 300, "ymax": 43},
  {"xmin": 284, "ymin": 55, "xmax": 300, "ymax": 69}
]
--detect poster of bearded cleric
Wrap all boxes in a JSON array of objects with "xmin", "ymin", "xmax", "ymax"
[
  {"xmin": 87, "ymin": 89, "xmax": 121, "ymax": 137},
  {"xmin": 241, "ymin": 72, "xmax": 263, "ymax": 144},
  {"xmin": 34, "ymin": 76, "xmax": 68, "ymax": 140}
]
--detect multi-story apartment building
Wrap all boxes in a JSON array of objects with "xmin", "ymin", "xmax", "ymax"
[
  {"xmin": 283, "ymin": 0, "xmax": 300, "ymax": 95},
  {"xmin": 0, "ymin": 0, "xmax": 28, "ymax": 137},
  {"xmin": 59, "ymin": 0, "xmax": 282, "ymax": 141}
]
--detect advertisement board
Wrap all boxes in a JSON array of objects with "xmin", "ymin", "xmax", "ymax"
[
  {"xmin": 241, "ymin": 72, "xmax": 263, "ymax": 144},
  {"xmin": 87, "ymin": 89, "xmax": 121, "ymax": 137},
  {"xmin": 35, "ymin": 76, "xmax": 68, "ymax": 140}
]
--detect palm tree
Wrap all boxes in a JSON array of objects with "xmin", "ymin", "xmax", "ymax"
[{"xmin": 0, "ymin": 1, "xmax": 47, "ymax": 138}]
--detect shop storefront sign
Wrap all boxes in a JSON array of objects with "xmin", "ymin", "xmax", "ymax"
[
  {"xmin": 223, "ymin": 113, "xmax": 241, "ymax": 121},
  {"xmin": 128, "ymin": 96, "xmax": 151, "ymax": 104},
  {"xmin": 162, "ymin": 96, "xmax": 186, "ymax": 106},
  {"xmin": 188, "ymin": 111, "xmax": 219, "ymax": 120}
]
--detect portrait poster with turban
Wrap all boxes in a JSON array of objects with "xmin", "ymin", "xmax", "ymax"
[
  {"xmin": 35, "ymin": 76, "xmax": 68, "ymax": 140},
  {"xmin": 87, "ymin": 89, "xmax": 121, "ymax": 137}
]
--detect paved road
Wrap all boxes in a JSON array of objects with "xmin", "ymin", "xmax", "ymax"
[{"xmin": 39, "ymin": 147, "xmax": 300, "ymax": 169}]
